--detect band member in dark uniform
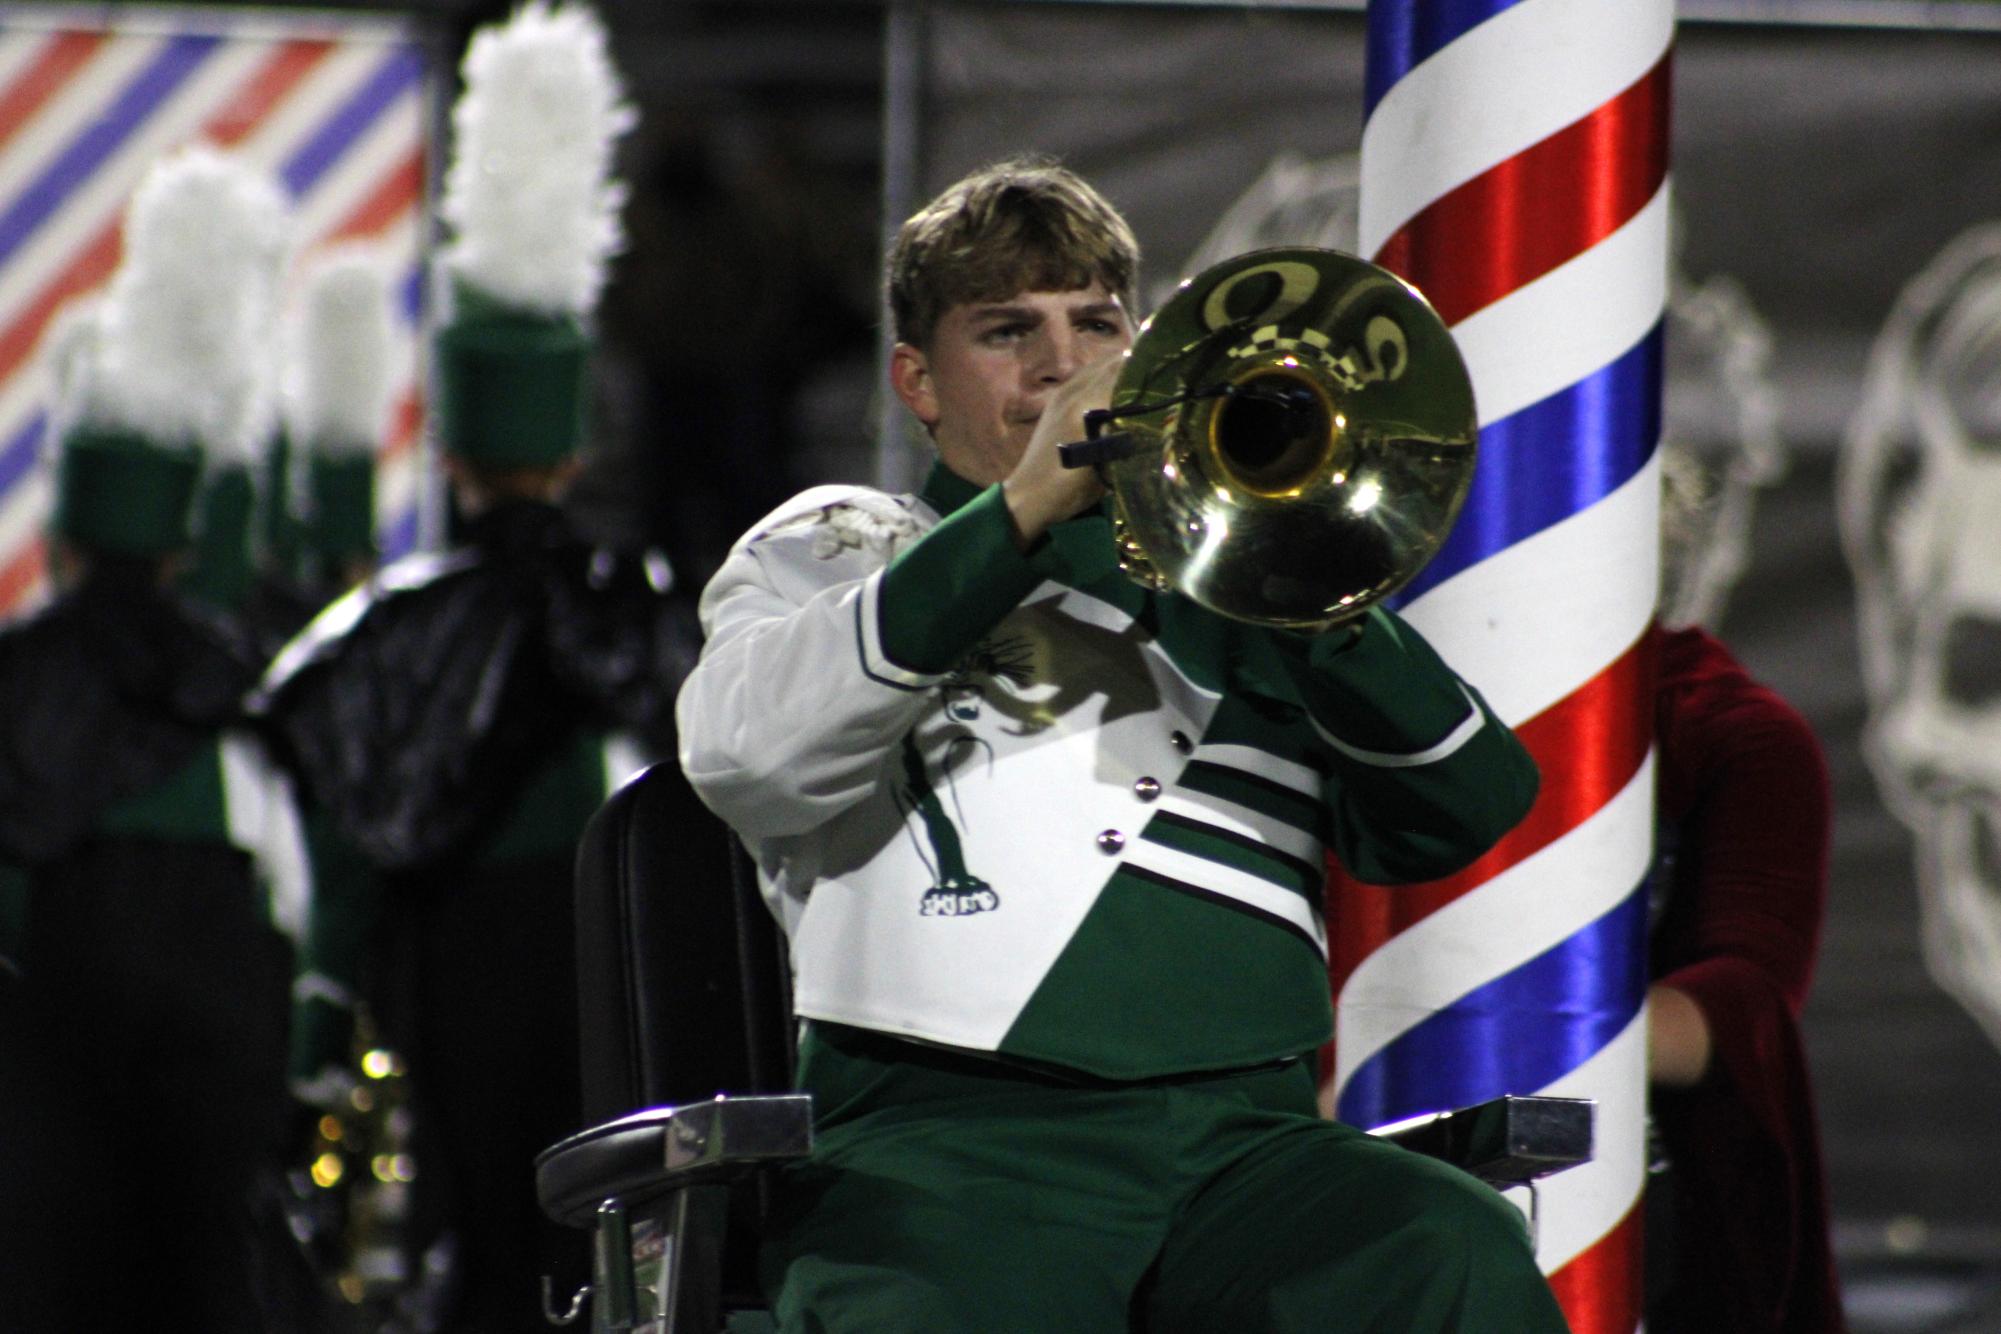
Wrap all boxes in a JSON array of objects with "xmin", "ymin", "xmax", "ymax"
[
  {"xmin": 0, "ymin": 147, "xmax": 304, "ymax": 1333},
  {"xmin": 253, "ymin": 8, "xmax": 703, "ymax": 1328}
]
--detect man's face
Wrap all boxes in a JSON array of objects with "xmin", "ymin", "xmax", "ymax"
[{"xmin": 892, "ymin": 283, "xmax": 1133, "ymax": 485}]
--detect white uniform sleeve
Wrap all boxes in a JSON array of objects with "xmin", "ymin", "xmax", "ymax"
[{"xmin": 675, "ymin": 495, "xmax": 941, "ymax": 841}]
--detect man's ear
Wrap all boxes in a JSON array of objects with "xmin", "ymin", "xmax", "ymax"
[{"xmin": 889, "ymin": 342, "xmax": 939, "ymax": 428}]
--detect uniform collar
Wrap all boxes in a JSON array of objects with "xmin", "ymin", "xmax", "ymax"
[{"xmin": 919, "ymin": 458, "xmax": 985, "ymax": 517}]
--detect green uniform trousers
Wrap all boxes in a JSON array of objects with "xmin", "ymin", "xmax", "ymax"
[{"xmin": 762, "ymin": 1024, "xmax": 1570, "ymax": 1333}]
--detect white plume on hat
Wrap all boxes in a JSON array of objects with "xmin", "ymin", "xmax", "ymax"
[
  {"xmin": 285, "ymin": 244, "xmax": 398, "ymax": 460},
  {"xmin": 437, "ymin": 1, "xmax": 634, "ymax": 320},
  {"xmin": 88, "ymin": 145, "xmax": 291, "ymax": 463}
]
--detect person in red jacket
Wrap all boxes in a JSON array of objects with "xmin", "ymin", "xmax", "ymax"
[{"xmin": 1642, "ymin": 445, "xmax": 1845, "ymax": 1333}]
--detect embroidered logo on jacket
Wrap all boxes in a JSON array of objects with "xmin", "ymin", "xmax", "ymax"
[
  {"xmin": 896, "ymin": 731, "xmax": 998, "ymax": 917},
  {"xmin": 943, "ymin": 632, "xmax": 1035, "ymax": 721}
]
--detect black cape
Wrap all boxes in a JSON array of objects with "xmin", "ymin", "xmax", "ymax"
[
  {"xmin": 251, "ymin": 501, "xmax": 703, "ymax": 870},
  {"xmin": 0, "ymin": 564, "xmax": 257, "ymax": 865}
]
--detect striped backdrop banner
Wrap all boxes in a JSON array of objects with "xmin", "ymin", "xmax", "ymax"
[
  {"xmin": 0, "ymin": 5, "xmax": 433, "ymax": 617},
  {"xmin": 1332, "ymin": 0, "xmax": 1672, "ymax": 1328}
]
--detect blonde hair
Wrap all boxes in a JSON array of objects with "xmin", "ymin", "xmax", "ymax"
[{"xmin": 887, "ymin": 157, "xmax": 1139, "ymax": 349}]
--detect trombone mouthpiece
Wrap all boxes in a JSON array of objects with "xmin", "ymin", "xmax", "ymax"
[{"xmin": 1058, "ymin": 429, "xmax": 1138, "ymax": 469}]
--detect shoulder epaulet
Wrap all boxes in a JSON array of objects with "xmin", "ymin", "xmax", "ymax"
[{"xmin": 751, "ymin": 485, "xmax": 924, "ymax": 562}]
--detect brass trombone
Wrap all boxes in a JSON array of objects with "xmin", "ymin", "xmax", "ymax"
[{"xmin": 1061, "ymin": 247, "xmax": 1478, "ymax": 630}]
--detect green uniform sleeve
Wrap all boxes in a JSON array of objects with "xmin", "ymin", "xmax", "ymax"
[
  {"xmin": 1278, "ymin": 606, "xmax": 1539, "ymax": 885},
  {"xmin": 875, "ymin": 484, "xmax": 1045, "ymax": 675}
]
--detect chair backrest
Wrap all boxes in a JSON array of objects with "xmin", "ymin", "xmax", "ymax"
[
  {"xmin": 728, "ymin": 828, "xmax": 795, "ymax": 1099},
  {"xmin": 572, "ymin": 761, "xmax": 792, "ymax": 1126}
]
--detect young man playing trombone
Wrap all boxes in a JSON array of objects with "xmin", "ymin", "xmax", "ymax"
[{"xmin": 675, "ymin": 157, "xmax": 1567, "ymax": 1332}]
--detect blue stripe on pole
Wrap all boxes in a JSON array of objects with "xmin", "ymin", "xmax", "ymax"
[
  {"xmin": 1336, "ymin": 880, "xmax": 1651, "ymax": 1128},
  {"xmin": 1395, "ymin": 321, "xmax": 1662, "ymax": 605},
  {"xmin": 279, "ymin": 47, "xmax": 423, "ymax": 198},
  {"xmin": 1364, "ymin": 0, "xmax": 1528, "ymax": 115},
  {"xmin": 0, "ymin": 34, "xmax": 222, "ymax": 268},
  {"xmin": 401, "ymin": 262, "xmax": 425, "ymax": 327},
  {"xmin": 0, "ymin": 413, "xmax": 44, "ymax": 498},
  {"xmin": 381, "ymin": 503, "xmax": 419, "ymax": 559}
]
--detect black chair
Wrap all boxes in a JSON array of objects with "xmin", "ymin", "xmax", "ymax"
[
  {"xmin": 537, "ymin": 763, "xmax": 1593, "ymax": 1333},
  {"xmin": 536, "ymin": 762, "xmax": 807, "ymax": 1332}
]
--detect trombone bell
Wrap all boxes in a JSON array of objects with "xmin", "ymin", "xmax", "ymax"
[{"xmin": 1098, "ymin": 247, "xmax": 1478, "ymax": 630}]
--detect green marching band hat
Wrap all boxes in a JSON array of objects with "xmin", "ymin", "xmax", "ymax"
[
  {"xmin": 432, "ymin": 1, "xmax": 633, "ymax": 469},
  {"xmin": 283, "ymin": 245, "xmax": 399, "ymax": 572},
  {"xmin": 183, "ymin": 462, "xmax": 259, "ymax": 610},
  {"xmin": 46, "ymin": 146, "xmax": 289, "ymax": 564},
  {"xmin": 54, "ymin": 427, "xmax": 203, "ymax": 558},
  {"xmin": 309, "ymin": 452, "xmax": 378, "ymax": 566}
]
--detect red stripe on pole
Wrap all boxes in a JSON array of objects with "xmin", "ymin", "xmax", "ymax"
[
  {"xmin": 0, "ymin": 40, "xmax": 342, "ymax": 393},
  {"xmin": 0, "ymin": 224, "xmax": 122, "ymax": 386},
  {"xmin": 1375, "ymin": 51, "xmax": 1672, "ymax": 325},
  {"xmin": 1327, "ymin": 628, "xmax": 1657, "ymax": 996},
  {"xmin": 325, "ymin": 145, "xmax": 422, "ymax": 242},
  {"xmin": 1547, "ymin": 1201, "xmax": 1646, "ymax": 1332},
  {"xmin": 201, "ymin": 39, "xmax": 334, "ymax": 148},
  {"xmin": 382, "ymin": 386, "xmax": 421, "ymax": 462},
  {"xmin": 0, "ymin": 535, "xmax": 46, "ymax": 614},
  {"xmin": 0, "ymin": 31, "xmax": 108, "ymax": 157}
]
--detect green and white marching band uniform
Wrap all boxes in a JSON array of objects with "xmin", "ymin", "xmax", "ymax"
[
  {"xmin": 682, "ymin": 462, "xmax": 1536, "ymax": 1077},
  {"xmin": 678, "ymin": 462, "xmax": 1573, "ymax": 1334}
]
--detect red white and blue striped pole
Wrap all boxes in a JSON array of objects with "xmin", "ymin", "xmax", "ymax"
[
  {"xmin": 1332, "ymin": 0, "xmax": 1674, "ymax": 1327},
  {"xmin": 0, "ymin": 16, "xmax": 430, "ymax": 614}
]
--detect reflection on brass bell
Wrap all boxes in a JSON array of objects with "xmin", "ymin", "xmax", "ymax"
[{"xmin": 1077, "ymin": 247, "xmax": 1478, "ymax": 631}]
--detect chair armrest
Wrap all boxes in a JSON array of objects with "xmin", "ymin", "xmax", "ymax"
[
  {"xmin": 1369, "ymin": 1095, "xmax": 1594, "ymax": 1189},
  {"xmin": 536, "ymin": 1093, "xmax": 814, "ymax": 1229}
]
